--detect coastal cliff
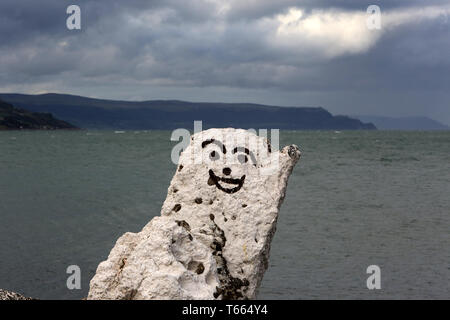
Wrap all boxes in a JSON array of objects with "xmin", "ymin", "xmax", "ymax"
[
  {"xmin": 0, "ymin": 99, "xmax": 77, "ymax": 130},
  {"xmin": 0, "ymin": 93, "xmax": 376, "ymax": 130}
]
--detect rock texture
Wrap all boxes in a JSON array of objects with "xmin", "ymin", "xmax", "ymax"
[
  {"xmin": 88, "ymin": 128, "xmax": 300, "ymax": 300},
  {"xmin": 0, "ymin": 289, "xmax": 33, "ymax": 300}
]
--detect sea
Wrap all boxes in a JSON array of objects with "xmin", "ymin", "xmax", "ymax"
[{"xmin": 0, "ymin": 130, "xmax": 449, "ymax": 299}]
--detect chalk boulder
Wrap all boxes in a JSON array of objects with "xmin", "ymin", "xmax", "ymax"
[{"xmin": 88, "ymin": 128, "xmax": 300, "ymax": 300}]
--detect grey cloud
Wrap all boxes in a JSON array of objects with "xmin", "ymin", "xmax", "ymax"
[{"xmin": 0, "ymin": 0, "xmax": 449, "ymax": 124}]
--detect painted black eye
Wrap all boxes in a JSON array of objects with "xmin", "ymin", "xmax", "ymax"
[
  {"xmin": 237, "ymin": 154, "xmax": 248, "ymax": 164},
  {"xmin": 210, "ymin": 151, "xmax": 220, "ymax": 161}
]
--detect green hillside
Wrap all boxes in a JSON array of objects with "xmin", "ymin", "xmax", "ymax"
[{"xmin": 0, "ymin": 99, "xmax": 77, "ymax": 130}]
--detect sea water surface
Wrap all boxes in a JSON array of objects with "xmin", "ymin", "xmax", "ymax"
[{"xmin": 0, "ymin": 130, "xmax": 449, "ymax": 299}]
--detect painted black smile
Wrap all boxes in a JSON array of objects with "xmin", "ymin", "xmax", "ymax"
[{"xmin": 208, "ymin": 169, "xmax": 246, "ymax": 194}]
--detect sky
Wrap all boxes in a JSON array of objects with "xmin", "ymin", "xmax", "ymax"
[{"xmin": 0, "ymin": 1, "xmax": 449, "ymax": 124}]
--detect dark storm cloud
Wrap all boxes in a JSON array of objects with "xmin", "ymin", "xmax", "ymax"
[{"xmin": 0, "ymin": 0, "xmax": 449, "ymax": 123}]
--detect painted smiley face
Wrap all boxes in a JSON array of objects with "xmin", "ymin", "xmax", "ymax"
[
  {"xmin": 202, "ymin": 139, "xmax": 257, "ymax": 194},
  {"xmin": 208, "ymin": 169, "xmax": 246, "ymax": 194}
]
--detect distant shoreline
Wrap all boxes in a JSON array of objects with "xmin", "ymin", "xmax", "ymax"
[
  {"xmin": 0, "ymin": 99, "xmax": 78, "ymax": 131},
  {"xmin": 0, "ymin": 93, "xmax": 376, "ymax": 131}
]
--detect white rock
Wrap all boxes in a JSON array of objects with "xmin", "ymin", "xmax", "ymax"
[{"xmin": 88, "ymin": 128, "xmax": 300, "ymax": 300}]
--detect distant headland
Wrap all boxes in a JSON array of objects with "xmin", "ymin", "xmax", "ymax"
[
  {"xmin": 0, "ymin": 99, "xmax": 77, "ymax": 130},
  {"xmin": 0, "ymin": 93, "xmax": 376, "ymax": 130}
]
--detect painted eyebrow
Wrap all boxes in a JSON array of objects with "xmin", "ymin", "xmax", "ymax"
[
  {"xmin": 232, "ymin": 147, "xmax": 257, "ymax": 164},
  {"xmin": 201, "ymin": 139, "xmax": 226, "ymax": 154}
]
